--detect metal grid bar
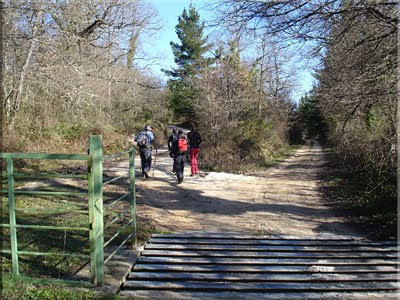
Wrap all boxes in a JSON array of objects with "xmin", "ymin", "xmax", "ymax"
[
  {"xmin": 103, "ymin": 150, "xmax": 131, "ymax": 161},
  {"xmin": 103, "ymin": 175, "xmax": 125, "ymax": 185},
  {"xmin": 0, "ymin": 249, "xmax": 89, "ymax": 258},
  {"xmin": 1, "ymin": 173, "xmax": 87, "ymax": 179},
  {"xmin": 1, "ymin": 224, "xmax": 89, "ymax": 231},
  {"xmin": 105, "ymin": 192, "xmax": 130, "ymax": 208},
  {"xmin": 14, "ymin": 208, "xmax": 88, "ymax": 214},
  {"xmin": 104, "ymin": 218, "xmax": 134, "ymax": 248},
  {"xmin": 0, "ymin": 190, "xmax": 87, "ymax": 196},
  {"xmin": 104, "ymin": 231, "xmax": 135, "ymax": 265},
  {"xmin": 0, "ymin": 153, "xmax": 90, "ymax": 160}
]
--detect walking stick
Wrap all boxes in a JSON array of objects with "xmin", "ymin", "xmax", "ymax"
[{"xmin": 152, "ymin": 148, "xmax": 158, "ymax": 177}]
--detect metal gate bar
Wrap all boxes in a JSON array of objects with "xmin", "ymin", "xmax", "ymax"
[{"xmin": 1, "ymin": 135, "xmax": 137, "ymax": 287}]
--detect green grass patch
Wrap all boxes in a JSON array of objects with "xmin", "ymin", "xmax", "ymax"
[
  {"xmin": 1, "ymin": 141, "xmax": 161, "ymax": 294},
  {"xmin": 2, "ymin": 273, "xmax": 121, "ymax": 300},
  {"xmin": 1, "ymin": 175, "xmax": 152, "ymax": 285},
  {"xmin": 2, "ymin": 192, "xmax": 90, "ymax": 278}
]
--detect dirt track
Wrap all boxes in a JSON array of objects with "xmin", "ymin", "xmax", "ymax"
[
  {"xmin": 22, "ymin": 140, "xmax": 359, "ymax": 238},
  {"xmin": 18, "ymin": 140, "xmax": 363, "ymax": 291},
  {"xmin": 133, "ymin": 141, "xmax": 360, "ymax": 238}
]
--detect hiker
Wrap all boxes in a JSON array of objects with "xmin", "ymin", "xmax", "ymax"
[
  {"xmin": 172, "ymin": 129, "xmax": 188, "ymax": 184},
  {"xmin": 134, "ymin": 124, "xmax": 157, "ymax": 178},
  {"xmin": 187, "ymin": 124, "xmax": 202, "ymax": 176},
  {"xmin": 167, "ymin": 128, "xmax": 178, "ymax": 173}
]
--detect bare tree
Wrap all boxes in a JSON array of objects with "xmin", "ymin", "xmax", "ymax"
[
  {"xmin": 212, "ymin": 1, "xmax": 397, "ymax": 44},
  {"xmin": 2, "ymin": 0, "xmax": 163, "ymax": 136}
]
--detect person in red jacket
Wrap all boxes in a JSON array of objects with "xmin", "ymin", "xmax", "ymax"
[
  {"xmin": 187, "ymin": 124, "xmax": 202, "ymax": 176},
  {"xmin": 172, "ymin": 130, "xmax": 188, "ymax": 184}
]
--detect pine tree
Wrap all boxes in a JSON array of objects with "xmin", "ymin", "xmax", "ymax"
[
  {"xmin": 297, "ymin": 92, "xmax": 327, "ymax": 140},
  {"xmin": 165, "ymin": 4, "xmax": 214, "ymax": 120}
]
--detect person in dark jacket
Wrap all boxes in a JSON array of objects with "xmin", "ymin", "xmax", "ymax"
[
  {"xmin": 187, "ymin": 124, "xmax": 202, "ymax": 176},
  {"xmin": 134, "ymin": 124, "xmax": 157, "ymax": 178},
  {"xmin": 167, "ymin": 128, "xmax": 178, "ymax": 173},
  {"xmin": 172, "ymin": 129, "xmax": 187, "ymax": 184}
]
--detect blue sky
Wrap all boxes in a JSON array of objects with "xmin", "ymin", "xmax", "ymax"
[
  {"xmin": 146, "ymin": 0, "xmax": 314, "ymax": 102},
  {"xmin": 146, "ymin": 0, "xmax": 206, "ymax": 74}
]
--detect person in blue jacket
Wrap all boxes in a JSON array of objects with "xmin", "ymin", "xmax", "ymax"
[{"xmin": 134, "ymin": 124, "xmax": 157, "ymax": 178}]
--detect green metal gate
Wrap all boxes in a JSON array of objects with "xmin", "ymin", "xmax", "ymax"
[{"xmin": 1, "ymin": 135, "xmax": 136, "ymax": 287}]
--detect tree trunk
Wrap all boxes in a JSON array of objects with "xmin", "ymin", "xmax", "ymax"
[{"xmin": 8, "ymin": 8, "xmax": 42, "ymax": 129}]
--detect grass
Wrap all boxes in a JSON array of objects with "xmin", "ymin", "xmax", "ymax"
[
  {"xmin": 1, "ymin": 192, "xmax": 91, "ymax": 278},
  {"xmin": 2, "ymin": 273, "xmax": 121, "ymax": 300},
  {"xmin": 322, "ymin": 148, "xmax": 397, "ymax": 240},
  {"xmin": 1, "ymin": 126, "xmax": 158, "ymax": 297},
  {"xmin": 1, "ymin": 161, "xmax": 158, "ymax": 297}
]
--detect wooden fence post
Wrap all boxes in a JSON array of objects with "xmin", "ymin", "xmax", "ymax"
[
  {"xmin": 88, "ymin": 135, "xmax": 104, "ymax": 286},
  {"xmin": 7, "ymin": 158, "xmax": 19, "ymax": 275},
  {"xmin": 129, "ymin": 146, "xmax": 137, "ymax": 247}
]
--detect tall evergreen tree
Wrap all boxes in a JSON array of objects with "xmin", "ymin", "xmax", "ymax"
[
  {"xmin": 297, "ymin": 92, "xmax": 327, "ymax": 141},
  {"xmin": 165, "ymin": 4, "xmax": 214, "ymax": 120}
]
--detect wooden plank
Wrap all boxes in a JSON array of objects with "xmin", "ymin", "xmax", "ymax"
[
  {"xmin": 149, "ymin": 238, "xmax": 398, "ymax": 247},
  {"xmin": 150, "ymin": 234, "xmax": 397, "ymax": 244},
  {"xmin": 144, "ymin": 243, "xmax": 399, "ymax": 252},
  {"xmin": 122, "ymin": 280, "xmax": 400, "ymax": 291},
  {"xmin": 137, "ymin": 256, "xmax": 398, "ymax": 265},
  {"xmin": 133, "ymin": 263, "xmax": 398, "ymax": 273},
  {"xmin": 140, "ymin": 249, "xmax": 397, "ymax": 259},
  {"xmin": 150, "ymin": 233, "xmax": 359, "ymax": 240},
  {"xmin": 127, "ymin": 271, "xmax": 399, "ymax": 282},
  {"xmin": 119, "ymin": 290, "xmax": 400, "ymax": 299},
  {"xmin": 123, "ymin": 234, "xmax": 399, "ymax": 298}
]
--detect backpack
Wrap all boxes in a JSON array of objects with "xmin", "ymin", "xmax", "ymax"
[
  {"xmin": 168, "ymin": 134, "xmax": 178, "ymax": 150},
  {"xmin": 136, "ymin": 131, "xmax": 150, "ymax": 147},
  {"xmin": 177, "ymin": 137, "xmax": 188, "ymax": 153}
]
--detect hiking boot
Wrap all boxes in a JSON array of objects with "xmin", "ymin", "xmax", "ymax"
[{"xmin": 177, "ymin": 176, "xmax": 183, "ymax": 184}]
